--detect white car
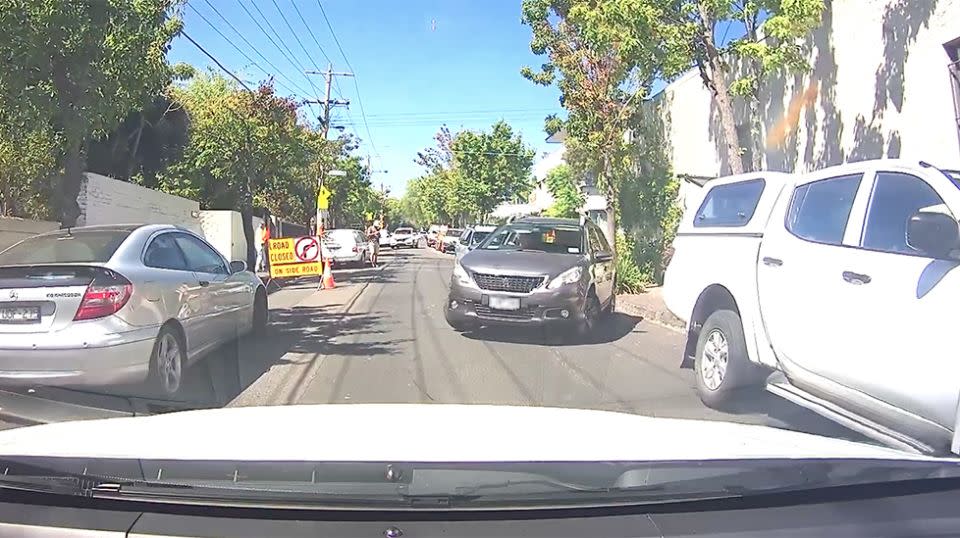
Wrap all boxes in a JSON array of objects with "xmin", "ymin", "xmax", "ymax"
[
  {"xmin": 322, "ymin": 229, "xmax": 370, "ymax": 267},
  {"xmin": 664, "ymin": 159, "xmax": 960, "ymax": 454},
  {"xmin": 454, "ymin": 224, "xmax": 497, "ymax": 260},
  {"xmin": 390, "ymin": 227, "xmax": 419, "ymax": 249}
]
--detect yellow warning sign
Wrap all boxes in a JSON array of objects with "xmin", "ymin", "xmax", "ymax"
[{"xmin": 268, "ymin": 235, "xmax": 324, "ymax": 278}]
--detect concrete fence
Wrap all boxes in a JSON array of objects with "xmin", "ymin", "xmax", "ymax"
[{"xmin": 0, "ymin": 217, "xmax": 59, "ymax": 252}]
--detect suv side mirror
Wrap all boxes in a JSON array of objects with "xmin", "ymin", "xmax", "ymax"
[
  {"xmin": 229, "ymin": 260, "xmax": 248, "ymax": 274},
  {"xmin": 594, "ymin": 250, "xmax": 613, "ymax": 262},
  {"xmin": 907, "ymin": 211, "xmax": 959, "ymax": 258}
]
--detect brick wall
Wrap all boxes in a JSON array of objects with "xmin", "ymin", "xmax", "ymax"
[{"xmin": 77, "ymin": 173, "xmax": 201, "ymax": 232}]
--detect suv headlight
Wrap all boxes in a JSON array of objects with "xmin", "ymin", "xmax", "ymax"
[
  {"xmin": 548, "ymin": 266, "xmax": 582, "ymax": 289},
  {"xmin": 453, "ymin": 261, "xmax": 473, "ymax": 286}
]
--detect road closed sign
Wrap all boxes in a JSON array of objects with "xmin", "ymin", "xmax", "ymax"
[{"xmin": 268, "ymin": 235, "xmax": 323, "ymax": 278}]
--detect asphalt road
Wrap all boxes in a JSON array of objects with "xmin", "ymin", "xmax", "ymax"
[{"xmin": 0, "ymin": 248, "xmax": 868, "ymax": 446}]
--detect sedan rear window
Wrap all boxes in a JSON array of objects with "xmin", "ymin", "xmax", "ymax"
[{"xmin": 0, "ymin": 230, "xmax": 131, "ymax": 265}]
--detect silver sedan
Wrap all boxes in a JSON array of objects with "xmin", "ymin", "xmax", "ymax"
[{"xmin": 0, "ymin": 224, "xmax": 267, "ymax": 396}]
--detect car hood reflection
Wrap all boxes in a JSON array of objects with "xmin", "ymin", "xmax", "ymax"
[{"xmin": 0, "ymin": 404, "xmax": 936, "ymax": 462}]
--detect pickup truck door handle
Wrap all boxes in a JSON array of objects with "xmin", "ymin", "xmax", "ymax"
[
  {"xmin": 762, "ymin": 256, "xmax": 783, "ymax": 267},
  {"xmin": 842, "ymin": 271, "xmax": 871, "ymax": 285},
  {"xmin": 198, "ymin": 280, "xmax": 210, "ymax": 287}
]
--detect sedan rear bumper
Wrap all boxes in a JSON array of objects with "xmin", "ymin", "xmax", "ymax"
[{"xmin": 0, "ymin": 325, "xmax": 159, "ymax": 387}]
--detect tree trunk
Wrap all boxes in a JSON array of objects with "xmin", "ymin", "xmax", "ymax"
[
  {"xmin": 697, "ymin": 2, "xmax": 744, "ymax": 175},
  {"xmin": 59, "ymin": 138, "xmax": 84, "ymax": 228},
  {"xmin": 747, "ymin": 95, "xmax": 763, "ymax": 171},
  {"xmin": 127, "ymin": 113, "xmax": 145, "ymax": 179}
]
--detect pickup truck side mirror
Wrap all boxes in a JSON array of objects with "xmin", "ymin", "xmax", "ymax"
[{"xmin": 907, "ymin": 211, "xmax": 960, "ymax": 258}]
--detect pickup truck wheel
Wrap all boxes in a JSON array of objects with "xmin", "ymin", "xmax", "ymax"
[{"xmin": 695, "ymin": 309, "xmax": 754, "ymax": 408}]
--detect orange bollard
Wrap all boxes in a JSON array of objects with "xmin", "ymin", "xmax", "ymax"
[{"xmin": 321, "ymin": 258, "xmax": 336, "ymax": 289}]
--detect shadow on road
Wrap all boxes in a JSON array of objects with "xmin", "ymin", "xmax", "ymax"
[{"xmin": 461, "ymin": 312, "xmax": 643, "ymax": 346}]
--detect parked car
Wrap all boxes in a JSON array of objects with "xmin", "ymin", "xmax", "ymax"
[
  {"xmin": 378, "ymin": 229, "xmax": 392, "ymax": 249},
  {"xmin": 663, "ymin": 159, "xmax": 960, "ymax": 455},
  {"xmin": 426, "ymin": 225, "xmax": 441, "ymax": 248},
  {"xmin": 445, "ymin": 217, "xmax": 615, "ymax": 333},
  {"xmin": 440, "ymin": 228, "xmax": 463, "ymax": 253},
  {"xmin": 323, "ymin": 229, "xmax": 370, "ymax": 267},
  {"xmin": 0, "ymin": 224, "xmax": 267, "ymax": 397},
  {"xmin": 390, "ymin": 227, "xmax": 419, "ymax": 249},
  {"xmin": 455, "ymin": 225, "xmax": 497, "ymax": 260}
]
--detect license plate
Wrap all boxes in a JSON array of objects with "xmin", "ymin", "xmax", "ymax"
[
  {"xmin": 0, "ymin": 306, "xmax": 40, "ymax": 323},
  {"xmin": 488, "ymin": 296, "xmax": 521, "ymax": 311}
]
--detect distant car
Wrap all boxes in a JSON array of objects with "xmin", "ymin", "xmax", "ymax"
[
  {"xmin": 455, "ymin": 225, "xmax": 497, "ymax": 260},
  {"xmin": 390, "ymin": 227, "xmax": 419, "ymax": 249},
  {"xmin": 426, "ymin": 225, "xmax": 441, "ymax": 248},
  {"xmin": 378, "ymin": 229, "xmax": 392, "ymax": 248},
  {"xmin": 323, "ymin": 229, "xmax": 370, "ymax": 267},
  {"xmin": 445, "ymin": 217, "xmax": 615, "ymax": 334},
  {"xmin": 0, "ymin": 224, "xmax": 267, "ymax": 397},
  {"xmin": 441, "ymin": 228, "xmax": 463, "ymax": 253}
]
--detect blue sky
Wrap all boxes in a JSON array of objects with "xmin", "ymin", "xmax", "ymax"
[{"xmin": 170, "ymin": 0, "xmax": 566, "ymax": 196}]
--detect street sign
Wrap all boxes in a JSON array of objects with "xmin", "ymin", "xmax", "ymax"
[{"xmin": 268, "ymin": 235, "xmax": 324, "ymax": 279}]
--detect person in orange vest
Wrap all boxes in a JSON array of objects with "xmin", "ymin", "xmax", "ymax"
[{"xmin": 257, "ymin": 221, "xmax": 271, "ymax": 273}]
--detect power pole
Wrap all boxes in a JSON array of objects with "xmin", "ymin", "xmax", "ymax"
[{"xmin": 305, "ymin": 64, "xmax": 353, "ymax": 231}]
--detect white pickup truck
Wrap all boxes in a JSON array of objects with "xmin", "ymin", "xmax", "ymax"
[{"xmin": 664, "ymin": 159, "xmax": 960, "ymax": 454}]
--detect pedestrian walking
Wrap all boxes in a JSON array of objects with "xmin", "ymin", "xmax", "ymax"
[{"xmin": 365, "ymin": 220, "xmax": 380, "ymax": 267}]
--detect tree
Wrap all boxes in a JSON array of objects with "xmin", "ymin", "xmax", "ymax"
[
  {"xmin": 521, "ymin": 0, "xmax": 655, "ymax": 250},
  {"xmin": 0, "ymin": 0, "xmax": 182, "ymax": 226},
  {"xmin": 409, "ymin": 122, "xmax": 535, "ymax": 226},
  {"xmin": 543, "ymin": 164, "xmax": 583, "ymax": 218},
  {"xmin": 160, "ymin": 75, "xmax": 315, "ymax": 269}
]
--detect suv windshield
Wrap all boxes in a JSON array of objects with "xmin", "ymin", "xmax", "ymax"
[
  {"xmin": 481, "ymin": 222, "xmax": 582, "ymax": 254},
  {"xmin": 470, "ymin": 231, "xmax": 492, "ymax": 245}
]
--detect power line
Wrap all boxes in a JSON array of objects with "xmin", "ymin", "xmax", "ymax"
[
  {"xmin": 192, "ymin": 1, "xmax": 312, "ymax": 99},
  {"xmin": 234, "ymin": 0, "xmax": 326, "ymax": 106},
  {"xmin": 288, "ymin": 0, "xmax": 333, "ymax": 66},
  {"xmin": 180, "ymin": 30, "xmax": 253, "ymax": 92},
  {"xmin": 288, "ymin": 0, "xmax": 346, "ymax": 98},
  {"xmin": 316, "ymin": 0, "xmax": 380, "ymax": 157}
]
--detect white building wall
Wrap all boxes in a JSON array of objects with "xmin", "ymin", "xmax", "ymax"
[
  {"xmin": 0, "ymin": 217, "xmax": 59, "ymax": 252},
  {"xmin": 77, "ymin": 173, "xmax": 202, "ymax": 232},
  {"xmin": 198, "ymin": 210, "xmax": 264, "ymax": 262},
  {"xmin": 659, "ymin": 0, "xmax": 960, "ymax": 178}
]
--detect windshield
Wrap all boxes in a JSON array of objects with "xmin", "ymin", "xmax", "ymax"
[
  {"xmin": 470, "ymin": 231, "xmax": 492, "ymax": 245},
  {"xmin": 481, "ymin": 222, "xmax": 582, "ymax": 254},
  {"xmin": 1, "ymin": 0, "xmax": 957, "ymax": 513}
]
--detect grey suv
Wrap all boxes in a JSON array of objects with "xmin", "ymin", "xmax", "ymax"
[{"xmin": 445, "ymin": 217, "xmax": 615, "ymax": 333}]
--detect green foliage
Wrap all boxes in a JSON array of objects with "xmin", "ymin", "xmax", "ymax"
[
  {"xmin": 0, "ymin": 123, "xmax": 59, "ymax": 219},
  {"xmin": 159, "ymin": 74, "xmax": 318, "ymax": 223},
  {"xmin": 543, "ymin": 164, "xmax": 583, "ymax": 218},
  {"xmin": 614, "ymin": 231, "xmax": 648, "ymax": 294},
  {"xmin": 404, "ymin": 122, "xmax": 535, "ymax": 226},
  {"xmin": 0, "ymin": 0, "xmax": 182, "ymax": 225}
]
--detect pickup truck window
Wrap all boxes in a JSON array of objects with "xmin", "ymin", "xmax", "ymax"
[
  {"xmin": 862, "ymin": 172, "xmax": 947, "ymax": 255},
  {"xmin": 786, "ymin": 174, "xmax": 861, "ymax": 245},
  {"xmin": 694, "ymin": 178, "xmax": 764, "ymax": 227}
]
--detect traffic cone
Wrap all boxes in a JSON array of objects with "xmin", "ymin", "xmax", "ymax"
[{"xmin": 321, "ymin": 258, "xmax": 336, "ymax": 289}]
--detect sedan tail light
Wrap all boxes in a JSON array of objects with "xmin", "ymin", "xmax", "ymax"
[{"xmin": 74, "ymin": 272, "xmax": 133, "ymax": 321}]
